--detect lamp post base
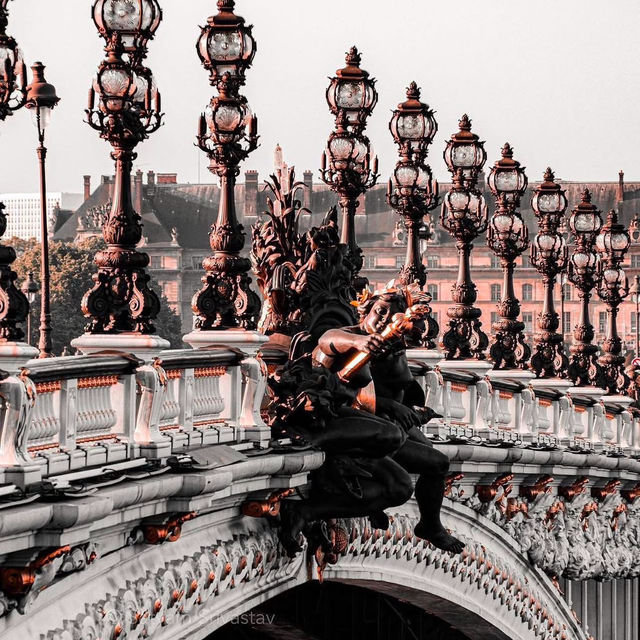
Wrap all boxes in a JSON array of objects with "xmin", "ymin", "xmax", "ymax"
[
  {"xmin": 183, "ymin": 328, "xmax": 268, "ymax": 358},
  {"xmin": 0, "ymin": 342, "xmax": 39, "ymax": 373},
  {"xmin": 71, "ymin": 333, "xmax": 170, "ymax": 362}
]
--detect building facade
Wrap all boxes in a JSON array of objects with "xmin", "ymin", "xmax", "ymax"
[
  {"xmin": 56, "ymin": 169, "xmax": 640, "ymax": 350},
  {"xmin": 1, "ymin": 191, "xmax": 83, "ymax": 240}
]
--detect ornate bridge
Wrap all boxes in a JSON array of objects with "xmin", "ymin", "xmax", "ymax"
[{"xmin": 0, "ymin": 2, "xmax": 638, "ymax": 640}]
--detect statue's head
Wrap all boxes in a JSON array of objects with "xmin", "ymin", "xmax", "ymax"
[{"xmin": 356, "ymin": 286, "xmax": 409, "ymax": 335}]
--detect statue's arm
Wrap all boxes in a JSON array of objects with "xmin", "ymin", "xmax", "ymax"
[{"xmin": 317, "ymin": 328, "xmax": 385, "ymax": 358}]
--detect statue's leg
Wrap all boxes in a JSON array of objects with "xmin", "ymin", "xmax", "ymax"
[
  {"xmin": 306, "ymin": 408, "xmax": 406, "ymax": 458},
  {"xmin": 392, "ymin": 429, "xmax": 465, "ymax": 554},
  {"xmin": 278, "ymin": 456, "xmax": 412, "ymax": 556}
]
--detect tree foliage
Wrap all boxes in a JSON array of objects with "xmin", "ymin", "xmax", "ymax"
[{"xmin": 8, "ymin": 236, "xmax": 183, "ymax": 355}]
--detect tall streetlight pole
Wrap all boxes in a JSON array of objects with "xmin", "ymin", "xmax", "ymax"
[
  {"xmin": 595, "ymin": 209, "xmax": 631, "ymax": 394},
  {"xmin": 387, "ymin": 82, "xmax": 439, "ymax": 347},
  {"xmin": 20, "ymin": 272, "xmax": 38, "ymax": 346},
  {"xmin": 529, "ymin": 167, "xmax": 569, "ymax": 378},
  {"xmin": 322, "ymin": 47, "xmax": 378, "ymax": 291},
  {"xmin": 630, "ymin": 274, "xmax": 640, "ymax": 359},
  {"xmin": 441, "ymin": 115, "xmax": 489, "ymax": 360},
  {"xmin": 25, "ymin": 62, "xmax": 59, "ymax": 358},
  {"xmin": 486, "ymin": 143, "xmax": 530, "ymax": 370},
  {"xmin": 567, "ymin": 189, "xmax": 603, "ymax": 386}
]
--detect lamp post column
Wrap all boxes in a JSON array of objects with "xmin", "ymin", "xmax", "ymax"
[
  {"xmin": 567, "ymin": 189, "xmax": 603, "ymax": 386},
  {"xmin": 529, "ymin": 168, "xmax": 569, "ymax": 378},
  {"xmin": 595, "ymin": 209, "xmax": 631, "ymax": 394},
  {"xmin": 441, "ymin": 115, "xmax": 489, "ymax": 360}
]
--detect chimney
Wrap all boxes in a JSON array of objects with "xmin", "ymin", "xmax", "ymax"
[
  {"xmin": 303, "ymin": 170, "xmax": 313, "ymax": 210},
  {"xmin": 134, "ymin": 169, "xmax": 143, "ymax": 213},
  {"xmin": 147, "ymin": 170, "xmax": 155, "ymax": 187},
  {"xmin": 618, "ymin": 170, "xmax": 625, "ymax": 215},
  {"xmin": 157, "ymin": 173, "xmax": 178, "ymax": 184},
  {"xmin": 244, "ymin": 170, "xmax": 259, "ymax": 218},
  {"xmin": 83, "ymin": 175, "xmax": 91, "ymax": 201}
]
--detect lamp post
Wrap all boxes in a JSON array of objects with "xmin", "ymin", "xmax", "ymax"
[
  {"xmin": 321, "ymin": 47, "xmax": 378, "ymax": 291},
  {"xmin": 486, "ymin": 143, "xmax": 530, "ymax": 370},
  {"xmin": 81, "ymin": 2, "xmax": 163, "ymax": 341},
  {"xmin": 567, "ymin": 189, "xmax": 603, "ymax": 386},
  {"xmin": 191, "ymin": 0, "xmax": 260, "ymax": 331},
  {"xmin": 630, "ymin": 274, "xmax": 640, "ymax": 359},
  {"xmin": 0, "ymin": 0, "xmax": 31, "ymax": 347},
  {"xmin": 529, "ymin": 167, "xmax": 569, "ymax": 378},
  {"xmin": 387, "ymin": 82, "xmax": 439, "ymax": 347},
  {"xmin": 441, "ymin": 115, "xmax": 488, "ymax": 360},
  {"xmin": 595, "ymin": 209, "xmax": 630, "ymax": 394},
  {"xmin": 20, "ymin": 272, "xmax": 38, "ymax": 346},
  {"xmin": 26, "ymin": 61, "xmax": 59, "ymax": 358}
]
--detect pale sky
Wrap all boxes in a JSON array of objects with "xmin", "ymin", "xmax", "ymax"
[{"xmin": 1, "ymin": 0, "xmax": 639, "ymax": 195}]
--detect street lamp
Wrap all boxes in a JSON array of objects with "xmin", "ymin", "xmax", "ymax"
[
  {"xmin": 595, "ymin": 209, "xmax": 630, "ymax": 394},
  {"xmin": 321, "ymin": 47, "xmax": 378, "ymax": 291},
  {"xmin": 0, "ymin": 1, "xmax": 32, "ymax": 347},
  {"xmin": 530, "ymin": 167, "xmax": 569, "ymax": 378},
  {"xmin": 567, "ymin": 189, "xmax": 603, "ymax": 386},
  {"xmin": 26, "ymin": 61, "xmax": 59, "ymax": 358},
  {"xmin": 192, "ymin": 0, "xmax": 261, "ymax": 331},
  {"xmin": 387, "ymin": 82, "xmax": 439, "ymax": 347},
  {"xmin": 83, "ymin": 8, "xmax": 163, "ymax": 337},
  {"xmin": 20, "ymin": 272, "xmax": 39, "ymax": 346},
  {"xmin": 630, "ymin": 274, "xmax": 640, "ymax": 359},
  {"xmin": 440, "ymin": 115, "xmax": 488, "ymax": 360},
  {"xmin": 486, "ymin": 143, "xmax": 530, "ymax": 370},
  {"xmin": 93, "ymin": 0, "xmax": 162, "ymax": 61}
]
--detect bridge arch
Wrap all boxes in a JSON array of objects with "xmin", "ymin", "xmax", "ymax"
[{"xmin": 3, "ymin": 498, "xmax": 585, "ymax": 640}]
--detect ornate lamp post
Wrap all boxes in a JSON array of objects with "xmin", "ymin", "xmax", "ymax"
[
  {"xmin": 486, "ymin": 143, "xmax": 530, "ymax": 370},
  {"xmin": 0, "ymin": 0, "xmax": 33, "ymax": 357},
  {"xmin": 190, "ymin": 0, "xmax": 260, "ymax": 331},
  {"xmin": 321, "ymin": 47, "xmax": 378, "ymax": 290},
  {"xmin": 387, "ymin": 83, "xmax": 438, "ymax": 287},
  {"xmin": 630, "ymin": 274, "xmax": 640, "ymax": 358},
  {"xmin": 387, "ymin": 82, "xmax": 439, "ymax": 347},
  {"xmin": 567, "ymin": 189, "xmax": 603, "ymax": 386},
  {"xmin": 441, "ymin": 115, "xmax": 488, "ymax": 360},
  {"xmin": 21, "ymin": 272, "xmax": 38, "ymax": 346},
  {"xmin": 78, "ymin": 3, "xmax": 163, "ymax": 347},
  {"xmin": 595, "ymin": 209, "xmax": 630, "ymax": 394},
  {"xmin": 529, "ymin": 167, "xmax": 569, "ymax": 378},
  {"xmin": 26, "ymin": 62, "xmax": 59, "ymax": 358}
]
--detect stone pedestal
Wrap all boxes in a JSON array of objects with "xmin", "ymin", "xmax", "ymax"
[
  {"xmin": 405, "ymin": 348, "xmax": 443, "ymax": 370},
  {"xmin": 183, "ymin": 328, "xmax": 268, "ymax": 357},
  {"xmin": 71, "ymin": 333, "xmax": 170, "ymax": 362},
  {"xmin": 0, "ymin": 342, "xmax": 39, "ymax": 374}
]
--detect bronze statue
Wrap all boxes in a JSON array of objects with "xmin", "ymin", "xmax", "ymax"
[{"xmin": 269, "ymin": 284, "xmax": 464, "ymax": 556}]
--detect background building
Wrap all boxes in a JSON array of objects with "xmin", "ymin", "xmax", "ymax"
[
  {"xmin": 1, "ymin": 191, "xmax": 83, "ymax": 240},
  {"xmin": 56, "ymin": 168, "xmax": 640, "ymax": 349}
]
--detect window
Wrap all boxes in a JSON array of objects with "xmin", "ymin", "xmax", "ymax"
[
  {"xmin": 427, "ymin": 283, "xmax": 438, "ymax": 302},
  {"xmin": 631, "ymin": 255, "xmax": 640, "ymax": 268},
  {"xmin": 491, "ymin": 254, "xmax": 501, "ymax": 269},
  {"xmin": 192, "ymin": 256, "xmax": 205, "ymax": 269},
  {"xmin": 563, "ymin": 312, "xmax": 571, "ymax": 335},
  {"xmin": 523, "ymin": 312, "xmax": 533, "ymax": 334},
  {"xmin": 599, "ymin": 311, "xmax": 606, "ymax": 334},
  {"xmin": 431, "ymin": 311, "xmax": 439, "ymax": 328},
  {"xmin": 521, "ymin": 254, "xmax": 531, "ymax": 268},
  {"xmin": 490, "ymin": 284, "xmax": 501, "ymax": 302},
  {"xmin": 427, "ymin": 255, "xmax": 440, "ymax": 269},
  {"xmin": 631, "ymin": 312, "xmax": 637, "ymax": 334},
  {"xmin": 396, "ymin": 255, "xmax": 405, "ymax": 269},
  {"xmin": 491, "ymin": 311, "xmax": 499, "ymax": 326},
  {"xmin": 522, "ymin": 283, "xmax": 533, "ymax": 301},
  {"xmin": 364, "ymin": 255, "xmax": 377, "ymax": 269},
  {"xmin": 562, "ymin": 283, "xmax": 572, "ymax": 301},
  {"xmin": 149, "ymin": 255, "xmax": 161, "ymax": 269}
]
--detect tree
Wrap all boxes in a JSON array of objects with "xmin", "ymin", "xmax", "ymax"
[{"xmin": 10, "ymin": 237, "xmax": 184, "ymax": 355}]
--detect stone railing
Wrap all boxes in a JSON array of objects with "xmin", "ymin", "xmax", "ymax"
[
  {"xmin": 0, "ymin": 347, "xmax": 268, "ymax": 488},
  {"xmin": 410, "ymin": 353, "xmax": 639, "ymax": 457}
]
